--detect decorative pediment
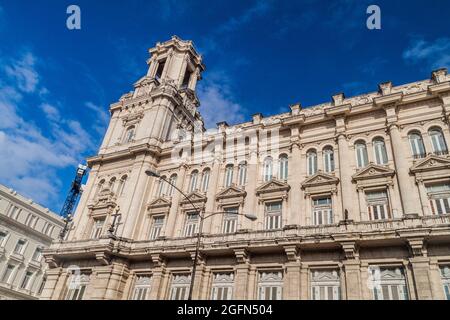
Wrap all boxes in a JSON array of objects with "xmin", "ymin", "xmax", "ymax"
[
  {"xmin": 180, "ymin": 191, "xmax": 207, "ymax": 205},
  {"xmin": 352, "ymin": 163, "xmax": 395, "ymax": 181},
  {"xmin": 147, "ymin": 197, "xmax": 171, "ymax": 210},
  {"xmin": 216, "ymin": 186, "xmax": 247, "ymax": 200},
  {"xmin": 410, "ymin": 154, "xmax": 450, "ymax": 173},
  {"xmin": 301, "ymin": 171, "xmax": 339, "ymax": 188},
  {"xmin": 256, "ymin": 180, "xmax": 290, "ymax": 196},
  {"xmin": 88, "ymin": 187, "xmax": 117, "ymax": 211}
]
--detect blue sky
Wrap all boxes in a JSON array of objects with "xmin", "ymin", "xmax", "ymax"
[{"xmin": 0, "ymin": 0, "xmax": 449, "ymax": 213}]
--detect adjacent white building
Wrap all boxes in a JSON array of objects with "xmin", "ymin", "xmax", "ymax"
[{"xmin": 0, "ymin": 184, "xmax": 64, "ymax": 300}]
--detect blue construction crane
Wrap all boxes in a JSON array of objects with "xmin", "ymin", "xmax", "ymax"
[{"xmin": 59, "ymin": 164, "xmax": 88, "ymax": 240}]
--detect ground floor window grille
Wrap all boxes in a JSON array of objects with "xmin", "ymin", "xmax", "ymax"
[
  {"xmin": 65, "ymin": 273, "xmax": 90, "ymax": 300},
  {"xmin": 366, "ymin": 190, "xmax": 391, "ymax": 220},
  {"xmin": 264, "ymin": 202, "xmax": 282, "ymax": 230},
  {"xmin": 369, "ymin": 267, "xmax": 409, "ymax": 300},
  {"xmin": 310, "ymin": 269, "xmax": 340, "ymax": 300},
  {"xmin": 312, "ymin": 197, "xmax": 333, "ymax": 225},
  {"xmin": 441, "ymin": 266, "xmax": 450, "ymax": 300},
  {"xmin": 132, "ymin": 275, "xmax": 152, "ymax": 300},
  {"xmin": 258, "ymin": 271, "xmax": 283, "ymax": 300},
  {"xmin": 170, "ymin": 274, "xmax": 191, "ymax": 300},
  {"xmin": 211, "ymin": 273, "xmax": 234, "ymax": 300},
  {"xmin": 427, "ymin": 184, "xmax": 450, "ymax": 215}
]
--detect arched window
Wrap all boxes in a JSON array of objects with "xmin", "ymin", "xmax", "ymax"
[
  {"xmin": 373, "ymin": 138, "xmax": 388, "ymax": 165},
  {"xmin": 238, "ymin": 161, "xmax": 247, "ymax": 186},
  {"xmin": 355, "ymin": 140, "xmax": 369, "ymax": 168},
  {"xmin": 189, "ymin": 171, "xmax": 198, "ymax": 192},
  {"xmin": 263, "ymin": 157, "xmax": 273, "ymax": 182},
  {"xmin": 201, "ymin": 169, "xmax": 210, "ymax": 192},
  {"xmin": 124, "ymin": 126, "xmax": 135, "ymax": 143},
  {"xmin": 108, "ymin": 177, "xmax": 117, "ymax": 193},
  {"xmin": 95, "ymin": 179, "xmax": 105, "ymax": 197},
  {"xmin": 408, "ymin": 131, "xmax": 426, "ymax": 159},
  {"xmin": 279, "ymin": 154, "xmax": 288, "ymax": 180},
  {"xmin": 157, "ymin": 176, "xmax": 167, "ymax": 196},
  {"xmin": 117, "ymin": 175, "xmax": 127, "ymax": 196},
  {"xmin": 429, "ymin": 127, "xmax": 448, "ymax": 155},
  {"xmin": 167, "ymin": 174, "xmax": 177, "ymax": 196},
  {"xmin": 307, "ymin": 150, "xmax": 317, "ymax": 176},
  {"xmin": 323, "ymin": 147, "xmax": 335, "ymax": 173},
  {"xmin": 224, "ymin": 165, "xmax": 234, "ymax": 187}
]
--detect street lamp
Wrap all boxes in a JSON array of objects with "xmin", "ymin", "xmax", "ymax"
[{"xmin": 145, "ymin": 169, "xmax": 257, "ymax": 300}]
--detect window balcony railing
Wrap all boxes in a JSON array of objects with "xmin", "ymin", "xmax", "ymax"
[
  {"xmin": 433, "ymin": 150, "xmax": 449, "ymax": 156},
  {"xmin": 412, "ymin": 153, "xmax": 426, "ymax": 160}
]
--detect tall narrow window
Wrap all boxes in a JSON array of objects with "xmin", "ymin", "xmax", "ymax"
[
  {"xmin": 238, "ymin": 161, "xmax": 247, "ymax": 186},
  {"xmin": 222, "ymin": 207, "xmax": 238, "ymax": 234},
  {"xmin": 91, "ymin": 218, "xmax": 105, "ymax": 239},
  {"xmin": 116, "ymin": 176, "xmax": 128, "ymax": 196},
  {"xmin": 8, "ymin": 206, "xmax": 20, "ymax": 219},
  {"xmin": 201, "ymin": 169, "xmax": 210, "ymax": 192},
  {"xmin": 1, "ymin": 264, "xmax": 16, "ymax": 284},
  {"xmin": 170, "ymin": 274, "xmax": 191, "ymax": 300},
  {"xmin": 0, "ymin": 231, "xmax": 7, "ymax": 247},
  {"xmin": 373, "ymin": 138, "xmax": 388, "ymax": 165},
  {"xmin": 279, "ymin": 154, "xmax": 288, "ymax": 180},
  {"xmin": 95, "ymin": 179, "xmax": 105, "ymax": 198},
  {"xmin": 263, "ymin": 157, "xmax": 273, "ymax": 182},
  {"xmin": 167, "ymin": 174, "xmax": 177, "ymax": 196},
  {"xmin": 408, "ymin": 131, "xmax": 426, "ymax": 159},
  {"xmin": 149, "ymin": 215, "xmax": 165, "ymax": 240},
  {"xmin": 441, "ymin": 266, "xmax": 450, "ymax": 300},
  {"xmin": 181, "ymin": 68, "xmax": 192, "ymax": 89},
  {"xmin": 155, "ymin": 59, "xmax": 166, "ymax": 80},
  {"xmin": 224, "ymin": 164, "xmax": 234, "ymax": 187},
  {"xmin": 14, "ymin": 239, "xmax": 26, "ymax": 254},
  {"xmin": 323, "ymin": 147, "xmax": 335, "ymax": 172},
  {"xmin": 258, "ymin": 271, "xmax": 283, "ymax": 300},
  {"xmin": 426, "ymin": 183, "xmax": 450, "ymax": 215},
  {"xmin": 369, "ymin": 267, "xmax": 409, "ymax": 300},
  {"xmin": 311, "ymin": 269, "xmax": 341, "ymax": 300},
  {"xmin": 211, "ymin": 273, "xmax": 234, "ymax": 300},
  {"xmin": 429, "ymin": 127, "xmax": 448, "ymax": 155},
  {"xmin": 21, "ymin": 271, "xmax": 34, "ymax": 290},
  {"xmin": 32, "ymin": 247, "xmax": 43, "ymax": 261},
  {"xmin": 38, "ymin": 276, "xmax": 46, "ymax": 295},
  {"xmin": 132, "ymin": 275, "xmax": 152, "ymax": 300},
  {"xmin": 124, "ymin": 126, "xmax": 135, "ymax": 143},
  {"xmin": 157, "ymin": 176, "xmax": 167, "ymax": 197},
  {"xmin": 355, "ymin": 140, "xmax": 369, "ymax": 168},
  {"xmin": 366, "ymin": 190, "xmax": 391, "ymax": 220},
  {"xmin": 108, "ymin": 177, "xmax": 117, "ymax": 193},
  {"xmin": 188, "ymin": 170, "xmax": 198, "ymax": 192},
  {"xmin": 184, "ymin": 212, "xmax": 199, "ymax": 237},
  {"xmin": 65, "ymin": 273, "xmax": 90, "ymax": 300},
  {"xmin": 312, "ymin": 197, "xmax": 333, "ymax": 225},
  {"xmin": 265, "ymin": 202, "xmax": 282, "ymax": 230},
  {"xmin": 25, "ymin": 214, "xmax": 37, "ymax": 227},
  {"xmin": 307, "ymin": 150, "xmax": 317, "ymax": 176}
]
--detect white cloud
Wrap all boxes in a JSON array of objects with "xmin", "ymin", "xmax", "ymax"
[
  {"xmin": 197, "ymin": 73, "xmax": 246, "ymax": 129},
  {"xmin": 403, "ymin": 38, "xmax": 450, "ymax": 70},
  {"xmin": 0, "ymin": 51, "xmax": 96, "ymax": 208},
  {"xmin": 85, "ymin": 101, "xmax": 109, "ymax": 135},
  {"xmin": 218, "ymin": 0, "xmax": 271, "ymax": 33}
]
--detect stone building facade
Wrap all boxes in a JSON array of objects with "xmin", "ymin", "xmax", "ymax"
[
  {"xmin": 0, "ymin": 184, "xmax": 64, "ymax": 299},
  {"xmin": 42, "ymin": 36, "xmax": 450, "ymax": 300}
]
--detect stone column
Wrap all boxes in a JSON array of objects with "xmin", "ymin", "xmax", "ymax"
[
  {"xmin": 40, "ymin": 268, "xmax": 64, "ymax": 300},
  {"xmin": 289, "ymin": 143, "xmax": 302, "ymax": 225},
  {"xmin": 357, "ymin": 187, "xmax": 366, "ymax": 221},
  {"xmin": 299, "ymin": 265, "xmax": 309, "ymax": 300},
  {"xmin": 337, "ymin": 133, "xmax": 354, "ymax": 221},
  {"xmin": 340, "ymin": 241, "xmax": 362, "ymax": 299},
  {"xmin": 409, "ymin": 257, "xmax": 433, "ymax": 299},
  {"xmin": 416, "ymin": 179, "xmax": 430, "ymax": 216},
  {"xmin": 388, "ymin": 182, "xmax": 402, "ymax": 218},
  {"xmin": 304, "ymin": 193, "xmax": 311, "ymax": 225},
  {"xmin": 190, "ymin": 253, "xmax": 206, "ymax": 300},
  {"xmin": 247, "ymin": 266, "xmax": 257, "ymax": 299},
  {"xmin": 283, "ymin": 246, "xmax": 301, "ymax": 299},
  {"xmin": 387, "ymin": 124, "xmax": 419, "ymax": 215},
  {"xmin": 103, "ymin": 263, "xmax": 129, "ymax": 300},
  {"xmin": 332, "ymin": 190, "xmax": 339, "ymax": 223},
  {"xmin": 149, "ymin": 254, "xmax": 166, "ymax": 300},
  {"xmin": 429, "ymin": 259, "xmax": 446, "ymax": 299},
  {"xmin": 233, "ymin": 249, "xmax": 250, "ymax": 299}
]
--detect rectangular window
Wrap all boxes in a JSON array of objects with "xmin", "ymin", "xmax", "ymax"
[
  {"xmin": 310, "ymin": 269, "xmax": 341, "ymax": 300},
  {"xmin": 8, "ymin": 206, "xmax": 20, "ymax": 219},
  {"xmin": 427, "ymin": 184, "xmax": 450, "ymax": 215},
  {"xmin": 25, "ymin": 214, "xmax": 37, "ymax": 227},
  {"xmin": 65, "ymin": 273, "xmax": 90, "ymax": 300},
  {"xmin": 264, "ymin": 202, "xmax": 282, "ymax": 230},
  {"xmin": 170, "ymin": 274, "xmax": 190, "ymax": 300},
  {"xmin": 0, "ymin": 231, "xmax": 7, "ymax": 247},
  {"xmin": 32, "ymin": 247, "xmax": 43, "ymax": 261},
  {"xmin": 91, "ymin": 218, "xmax": 105, "ymax": 239},
  {"xmin": 38, "ymin": 276, "xmax": 46, "ymax": 295},
  {"xmin": 366, "ymin": 190, "xmax": 391, "ymax": 220},
  {"xmin": 258, "ymin": 271, "xmax": 283, "ymax": 300},
  {"xmin": 441, "ymin": 266, "xmax": 450, "ymax": 300},
  {"xmin": 222, "ymin": 207, "xmax": 238, "ymax": 234},
  {"xmin": 14, "ymin": 239, "xmax": 26, "ymax": 254},
  {"xmin": 184, "ymin": 212, "xmax": 199, "ymax": 237},
  {"xmin": 21, "ymin": 271, "xmax": 34, "ymax": 289},
  {"xmin": 312, "ymin": 197, "xmax": 333, "ymax": 225},
  {"xmin": 132, "ymin": 275, "xmax": 152, "ymax": 300},
  {"xmin": 149, "ymin": 216, "xmax": 165, "ymax": 240},
  {"xmin": 211, "ymin": 273, "xmax": 234, "ymax": 300},
  {"xmin": 1, "ymin": 264, "xmax": 15, "ymax": 284},
  {"xmin": 369, "ymin": 267, "xmax": 409, "ymax": 300},
  {"xmin": 155, "ymin": 59, "xmax": 166, "ymax": 80}
]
